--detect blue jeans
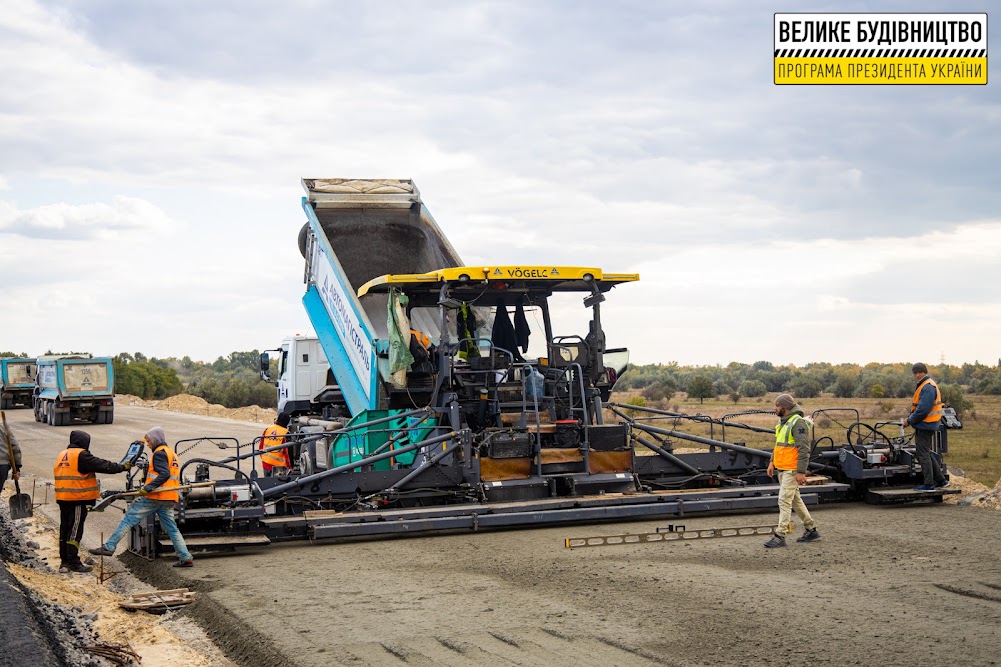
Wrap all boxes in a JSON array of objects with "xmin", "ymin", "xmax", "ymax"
[{"xmin": 103, "ymin": 497, "xmax": 193, "ymax": 561}]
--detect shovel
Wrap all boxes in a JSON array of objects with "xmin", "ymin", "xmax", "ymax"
[
  {"xmin": 91, "ymin": 481, "xmax": 217, "ymax": 512},
  {"xmin": 1, "ymin": 411, "xmax": 32, "ymax": 519}
]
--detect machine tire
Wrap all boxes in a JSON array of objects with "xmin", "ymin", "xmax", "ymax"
[
  {"xmin": 105, "ymin": 409, "xmax": 114, "ymax": 425},
  {"xmin": 92, "ymin": 411, "xmax": 103, "ymax": 425},
  {"xmin": 33, "ymin": 401, "xmax": 42, "ymax": 422},
  {"xmin": 299, "ymin": 441, "xmax": 317, "ymax": 477},
  {"xmin": 0, "ymin": 397, "xmax": 8, "ymax": 410},
  {"xmin": 297, "ymin": 223, "xmax": 310, "ymax": 259},
  {"xmin": 46, "ymin": 403, "xmax": 54, "ymax": 426}
]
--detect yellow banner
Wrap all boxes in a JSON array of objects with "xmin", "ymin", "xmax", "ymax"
[{"xmin": 775, "ymin": 57, "xmax": 987, "ymax": 85}]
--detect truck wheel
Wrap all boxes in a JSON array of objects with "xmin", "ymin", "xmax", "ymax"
[
  {"xmin": 46, "ymin": 403, "xmax": 54, "ymax": 426},
  {"xmin": 297, "ymin": 223, "xmax": 310, "ymax": 259},
  {"xmin": 33, "ymin": 402, "xmax": 42, "ymax": 422},
  {"xmin": 0, "ymin": 398, "xmax": 8, "ymax": 410},
  {"xmin": 105, "ymin": 409, "xmax": 114, "ymax": 425}
]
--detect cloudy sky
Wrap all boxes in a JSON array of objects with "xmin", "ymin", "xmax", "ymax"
[{"xmin": 1, "ymin": 0, "xmax": 998, "ymax": 367}]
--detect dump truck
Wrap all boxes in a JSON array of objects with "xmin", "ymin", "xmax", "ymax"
[
  {"xmin": 0, "ymin": 357, "xmax": 36, "ymax": 409},
  {"xmin": 124, "ymin": 178, "xmax": 959, "ymax": 557},
  {"xmin": 34, "ymin": 355, "xmax": 115, "ymax": 426}
]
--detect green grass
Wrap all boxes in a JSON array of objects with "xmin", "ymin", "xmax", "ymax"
[{"xmin": 609, "ymin": 392, "xmax": 1001, "ymax": 487}]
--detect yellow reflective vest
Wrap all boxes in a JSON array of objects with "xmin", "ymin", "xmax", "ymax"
[
  {"xmin": 53, "ymin": 448, "xmax": 100, "ymax": 501},
  {"xmin": 773, "ymin": 414, "xmax": 805, "ymax": 471},
  {"xmin": 145, "ymin": 445, "xmax": 181, "ymax": 501},
  {"xmin": 910, "ymin": 377, "xmax": 943, "ymax": 424}
]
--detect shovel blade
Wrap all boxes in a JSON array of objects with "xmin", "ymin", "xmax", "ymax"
[{"xmin": 9, "ymin": 494, "xmax": 32, "ymax": 519}]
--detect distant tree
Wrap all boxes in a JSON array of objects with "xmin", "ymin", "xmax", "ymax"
[
  {"xmin": 789, "ymin": 376, "xmax": 823, "ymax": 399},
  {"xmin": 870, "ymin": 383, "xmax": 886, "ymax": 398},
  {"xmin": 687, "ymin": 375, "xmax": 715, "ymax": 404},
  {"xmin": 737, "ymin": 380, "xmax": 767, "ymax": 398},
  {"xmin": 940, "ymin": 383, "xmax": 974, "ymax": 417},
  {"xmin": 832, "ymin": 372, "xmax": 857, "ymax": 398},
  {"xmin": 728, "ymin": 391, "xmax": 741, "ymax": 404}
]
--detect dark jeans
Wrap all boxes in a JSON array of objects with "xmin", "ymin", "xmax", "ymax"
[
  {"xmin": 57, "ymin": 500, "xmax": 90, "ymax": 567},
  {"xmin": 0, "ymin": 465, "xmax": 11, "ymax": 483},
  {"xmin": 915, "ymin": 428, "xmax": 946, "ymax": 486}
]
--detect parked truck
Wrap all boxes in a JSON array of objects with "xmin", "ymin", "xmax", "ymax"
[
  {"xmin": 1, "ymin": 357, "xmax": 36, "ymax": 409},
  {"xmin": 34, "ymin": 355, "xmax": 115, "ymax": 426}
]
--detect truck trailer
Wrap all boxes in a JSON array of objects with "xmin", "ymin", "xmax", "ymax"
[
  {"xmin": 34, "ymin": 355, "xmax": 115, "ymax": 426},
  {"xmin": 0, "ymin": 357, "xmax": 36, "ymax": 409}
]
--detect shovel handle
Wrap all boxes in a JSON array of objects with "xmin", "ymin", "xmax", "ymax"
[{"xmin": 1, "ymin": 411, "xmax": 20, "ymax": 489}]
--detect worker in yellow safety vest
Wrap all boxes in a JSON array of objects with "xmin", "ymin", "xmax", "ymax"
[
  {"xmin": 54, "ymin": 430, "xmax": 132, "ymax": 573},
  {"xmin": 763, "ymin": 393, "xmax": 821, "ymax": 548},
  {"xmin": 260, "ymin": 413, "xmax": 292, "ymax": 476},
  {"xmin": 90, "ymin": 426, "xmax": 194, "ymax": 567},
  {"xmin": 904, "ymin": 362, "xmax": 947, "ymax": 491}
]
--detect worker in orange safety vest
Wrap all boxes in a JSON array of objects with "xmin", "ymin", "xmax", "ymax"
[
  {"xmin": 904, "ymin": 362, "xmax": 947, "ymax": 491},
  {"xmin": 260, "ymin": 412, "xmax": 292, "ymax": 476},
  {"xmin": 54, "ymin": 430, "xmax": 132, "ymax": 573},
  {"xmin": 763, "ymin": 393, "xmax": 821, "ymax": 548}
]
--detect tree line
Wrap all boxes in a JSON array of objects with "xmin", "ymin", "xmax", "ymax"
[
  {"xmin": 614, "ymin": 359, "xmax": 1001, "ymax": 414},
  {"xmin": 111, "ymin": 351, "xmax": 277, "ymax": 408}
]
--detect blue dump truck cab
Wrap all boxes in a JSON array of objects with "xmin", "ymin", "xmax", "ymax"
[
  {"xmin": 34, "ymin": 355, "xmax": 115, "ymax": 426},
  {"xmin": 0, "ymin": 357, "xmax": 36, "ymax": 410}
]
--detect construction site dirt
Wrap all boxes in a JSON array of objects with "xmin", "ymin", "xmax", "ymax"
[{"xmin": 3, "ymin": 405, "xmax": 1001, "ymax": 667}]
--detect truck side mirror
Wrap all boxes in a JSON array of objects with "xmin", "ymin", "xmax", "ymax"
[{"xmin": 259, "ymin": 353, "xmax": 271, "ymax": 382}]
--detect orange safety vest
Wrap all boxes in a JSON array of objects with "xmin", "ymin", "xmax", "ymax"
[
  {"xmin": 145, "ymin": 445, "xmax": 181, "ymax": 501},
  {"xmin": 260, "ymin": 424, "xmax": 291, "ymax": 468},
  {"xmin": 910, "ymin": 377, "xmax": 943, "ymax": 424},
  {"xmin": 411, "ymin": 329, "xmax": 431, "ymax": 349},
  {"xmin": 773, "ymin": 414, "xmax": 805, "ymax": 471},
  {"xmin": 53, "ymin": 448, "xmax": 100, "ymax": 501}
]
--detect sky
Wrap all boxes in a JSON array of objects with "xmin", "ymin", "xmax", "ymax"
[{"xmin": 1, "ymin": 0, "xmax": 999, "ymax": 367}]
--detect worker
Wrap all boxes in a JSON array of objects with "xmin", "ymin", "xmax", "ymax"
[
  {"xmin": 763, "ymin": 393, "xmax": 821, "ymax": 548},
  {"xmin": 409, "ymin": 328, "xmax": 436, "ymax": 374},
  {"xmin": 905, "ymin": 362, "xmax": 947, "ymax": 491},
  {"xmin": 89, "ymin": 426, "xmax": 194, "ymax": 567},
  {"xmin": 0, "ymin": 418, "xmax": 22, "ymax": 486},
  {"xmin": 260, "ymin": 412, "xmax": 292, "ymax": 476},
  {"xmin": 54, "ymin": 430, "xmax": 132, "ymax": 573}
]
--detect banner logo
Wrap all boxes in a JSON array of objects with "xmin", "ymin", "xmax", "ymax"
[{"xmin": 774, "ymin": 13, "xmax": 988, "ymax": 85}]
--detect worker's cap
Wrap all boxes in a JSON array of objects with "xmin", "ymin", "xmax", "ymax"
[
  {"xmin": 144, "ymin": 426, "xmax": 167, "ymax": 447},
  {"xmin": 911, "ymin": 362, "xmax": 928, "ymax": 374},
  {"xmin": 69, "ymin": 430, "xmax": 91, "ymax": 449},
  {"xmin": 774, "ymin": 393, "xmax": 796, "ymax": 410},
  {"xmin": 277, "ymin": 413, "xmax": 291, "ymax": 427}
]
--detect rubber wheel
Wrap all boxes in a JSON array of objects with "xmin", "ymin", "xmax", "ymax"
[
  {"xmin": 105, "ymin": 409, "xmax": 114, "ymax": 425},
  {"xmin": 33, "ymin": 402, "xmax": 41, "ymax": 422},
  {"xmin": 46, "ymin": 403, "xmax": 54, "ymax": 425},
  {"xmin": 0, "ymin": 398, "xmax": 8, "ymax": 410},
  {"xmin": 297, "ymin": 223, "xmax": 310, "ymax": 259}
]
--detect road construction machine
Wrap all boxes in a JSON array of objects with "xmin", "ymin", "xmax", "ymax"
[{"xmin": 117, "ymin": 179, "xmax": 961, "ymax": 559}]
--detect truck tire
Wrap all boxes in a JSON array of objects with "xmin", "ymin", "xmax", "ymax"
[
  {"xmin": 105, "ymin": 409, "xmax": 114, "ymax": 425},
  {"xmin": 92, "ymin": 411, "xmax": 103, "ymax": 425},
  {"xmin": 46, "ymin": 403, "xmax": 54, "ymax": 426},
  {"xmin": 297, "ymin": 223, "xmax": 310, "ymax": 259},
  {"xmin": 0, "ymin": 397, "xmax": 8, "ymax": 410},
  {"xmin": 33, "ymin": 401, "xmax": 41, "ymax": 423}
]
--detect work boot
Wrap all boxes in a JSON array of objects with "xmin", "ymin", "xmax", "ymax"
[
  {"xmin": 763, "ymin": 535, "xmax": 786, "ymax": 548},
  {"xmin": 914, "ymin": 484, "xmax": 936, "ymax": 491},
  {"xmin": 173, "ymin": 559, "xmax": 194, "ymax": 568},
  {"xmin": 935, "ymin": 480, "xmax": 950, "ymax": 488},
  {"xmin": 58, "ymin": 564, "xmax": 69, "ymax": 574},
  {"xmin": 68, "ymin": 562, "xmax": 93, "ymax": 573},
  {"xmin": 88, "ymin": 546, "xmax": 115, "ymax": 557},
  {"xmin": 796, "ymin": 528, "xmax": 821, "ymax": 543}
]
